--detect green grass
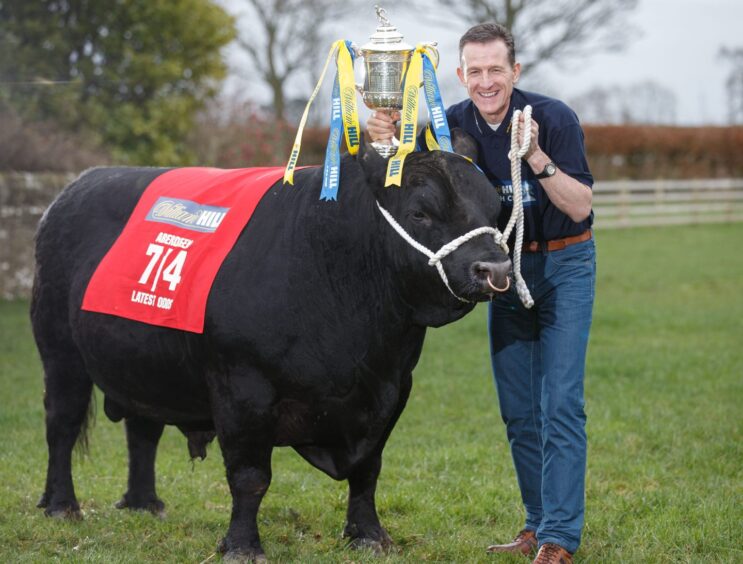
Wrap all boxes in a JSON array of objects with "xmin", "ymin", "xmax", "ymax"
[{"xmin": 1, "ymin": 223, "xmax": 742, "ymax": 563}]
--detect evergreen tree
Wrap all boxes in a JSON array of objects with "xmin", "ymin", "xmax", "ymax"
[{"xmin": 0, "ymin": 0, "xmax": 235, "ymax": 164}]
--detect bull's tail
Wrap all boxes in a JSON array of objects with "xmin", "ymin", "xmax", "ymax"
[{"xmin": 74, "ymin": 391, "xmax": 96, "ymax": 456}]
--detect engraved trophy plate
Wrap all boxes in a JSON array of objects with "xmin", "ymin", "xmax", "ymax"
[{"xmin": 363, "ymin": 53, "xmax": 410, "ymax": 110}]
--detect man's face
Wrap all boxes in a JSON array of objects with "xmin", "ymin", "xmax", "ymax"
[{"xmin": 457, "ymin": 40, "xmax": 521, "ymax": 125}]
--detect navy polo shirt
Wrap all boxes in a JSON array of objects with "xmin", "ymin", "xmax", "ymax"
[{"xmin": 443, "ymin": 88, "xmax": 593, "ymax": 242}]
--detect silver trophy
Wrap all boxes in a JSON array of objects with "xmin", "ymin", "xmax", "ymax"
[{"xmin": 354, "ymin": 6, "xmax": 436, "ymax": 158}]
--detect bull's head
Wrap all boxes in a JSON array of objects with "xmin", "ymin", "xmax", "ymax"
[{"xmin": 358, "ymin": 130, "xmax": 512, "ymax": 327}]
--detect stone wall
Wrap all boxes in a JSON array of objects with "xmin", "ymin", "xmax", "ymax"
[{"xmin": 0, "ymin": 172, "xmax": 75, "ymax": 299}]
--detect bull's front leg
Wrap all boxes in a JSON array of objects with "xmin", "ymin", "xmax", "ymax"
[
  {"xmin": 217, "ymin": 438, "xmax": 273, "ymax": 562},
  {"xmin": 209, "ymin": 371, "xmax": 275, "ymax": 562},
  {"xmin": 343, "ymin": 452, "xmax": 392, "ymax": 553},
  {"xmin": 344, "ymin": 369, "xmax": 413, "ymax": 552}
]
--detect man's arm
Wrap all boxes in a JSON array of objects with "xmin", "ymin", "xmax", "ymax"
[{"xmin": 521, "ymin": 115, "xmax": 592, "ymax": 224}]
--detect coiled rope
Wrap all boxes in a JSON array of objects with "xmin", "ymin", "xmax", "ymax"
[{"xmin": 502, "ymin": 106, "xmax": 535, "ymax": 309}]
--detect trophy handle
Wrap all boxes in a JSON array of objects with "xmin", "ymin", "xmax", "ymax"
[{"xmin": 420, "ymin": 41, "xmax": 439, "ymax": 67}]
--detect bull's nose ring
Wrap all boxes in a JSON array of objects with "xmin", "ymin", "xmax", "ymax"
[{"xmin": 487, "ymin": 275, "xmax": 511, "ymax": 293}]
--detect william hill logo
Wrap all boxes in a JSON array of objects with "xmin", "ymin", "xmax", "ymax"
[{"xmin": 146, "ymin": 197, "xmax": 229, "ymax": 233}]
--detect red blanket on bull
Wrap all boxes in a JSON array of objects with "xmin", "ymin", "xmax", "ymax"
[{"xmin": 82, "ymin": 167, "xmax": 286, "ymax": 333}]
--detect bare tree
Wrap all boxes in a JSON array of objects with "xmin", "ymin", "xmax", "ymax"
[
  {"xmin": 408, "ymin": 0, "xmax": 638, "ymax": 77},
  {"xmin": 231, "ymin": 0, "xmax": 357, "ymax": 122},
  {"xmin": 568, "ymin": 86, "xmax": 614, "ymax": 124},
  {"xmin": 569, "ymin": 80, "xmax": 677, "ymax": 125},
  {"xmin": 628, "ymin": 81, "xmax": 677, "ymax": 125},
  {"xmin": 720, "ymin": 46, "xmax": 743, "ymax": 124}
]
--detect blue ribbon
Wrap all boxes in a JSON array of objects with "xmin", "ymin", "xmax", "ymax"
[
  {"xmin": 320, "ymin": 41, "xmax": 355, "ymax": 201},
  {"xmin": 421, "ymin": 53, "xmax": 453, "ymax": 153},
  {"xmin": 320, "ymin": 72, "xmax": 343, "ymax": 201}
]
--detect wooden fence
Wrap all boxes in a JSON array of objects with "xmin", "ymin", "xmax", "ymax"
[
  {"xmin": 1, "ymin": 173, "xmax": 742, "ymax": 298},
  {"xmin": 592, "ymin": 178, "xmax": 743, "ymax": 228}
]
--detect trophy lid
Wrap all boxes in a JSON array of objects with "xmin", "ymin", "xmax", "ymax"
[{"xmin": 360, "ymin": 6, "xmax": 413, "ymax": 53}]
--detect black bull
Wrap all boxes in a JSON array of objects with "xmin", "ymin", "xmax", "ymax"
[{"xmin": 31, "ymin": 133, "xmax": 511, "ymax": 560}]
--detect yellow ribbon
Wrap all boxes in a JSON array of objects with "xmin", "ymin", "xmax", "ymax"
[
  {"xmin": 425, "ymin": 124, "xmax": 440, "ymax": 150},
  {"xmin": 285, "ymin": 40, "xmax": 360, "ymax": 185},
  {"xmin": 385, "ymin": 45, "xmax": 426, "ymax": 187},
  {"xmin": 336, "ymin": 43, "xmax": 361, "ymax": 156}
]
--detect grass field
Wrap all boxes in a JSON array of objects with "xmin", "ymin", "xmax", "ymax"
[{"xmin": 1, "ymin": 223, "xmax": 742, "ymax": 563}]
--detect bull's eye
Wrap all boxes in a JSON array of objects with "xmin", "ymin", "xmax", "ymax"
[{"xmin": 410, "ymin": 210, "xmax": 430, "ymax": 224}]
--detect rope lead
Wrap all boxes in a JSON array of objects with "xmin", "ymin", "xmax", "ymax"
[{"xmin": 501, "ymin": 106, "xmax": 535, "ymax": 309}]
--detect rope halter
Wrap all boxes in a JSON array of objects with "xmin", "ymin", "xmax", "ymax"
[
  {"xmin": 374, "ymin": 110, "xmax": 538, "ymax": 309},
  {"xmin": 375, "ymin": 201, "xmax": 509, "ymax": 303}
]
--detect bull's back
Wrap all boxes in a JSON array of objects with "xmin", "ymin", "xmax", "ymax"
[{"xmin": 35, "ymin": 167, "xmax": 169, "ymax": 301}]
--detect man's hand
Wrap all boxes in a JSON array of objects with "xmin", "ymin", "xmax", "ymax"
[
  {"xmin": 516, "ymin": 113, "xmax": 592, "ymax": 223},
  {"xmin": 366, "ymin": 110, "xmax": 401, "ymax": 143},
  {"xmin": 518, "ymin": 111, "xmax": 541, "ymax": 162}
]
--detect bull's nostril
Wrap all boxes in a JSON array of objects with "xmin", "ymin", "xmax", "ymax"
[{"xmin": 473, "ymin": 261, "xmax": 512, "ymax": 279}]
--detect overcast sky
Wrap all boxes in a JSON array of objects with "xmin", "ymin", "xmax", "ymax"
[
  {"xmin": 224, "ymin": 0, "xmax": 741, "ymax": 125},
  {"xmin": 542, "ymin": 0, "xmax": 742, "ymax": 125}
]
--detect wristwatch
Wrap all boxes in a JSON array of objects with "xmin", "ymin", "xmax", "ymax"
[{"xmin": 535, "ymin": 162, "xmax": 557, "ymax": 179}]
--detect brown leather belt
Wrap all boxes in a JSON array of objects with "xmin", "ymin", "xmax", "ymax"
[{"xmin": 522, "ymin": 229, "xmax": 592, "ymax": 253}]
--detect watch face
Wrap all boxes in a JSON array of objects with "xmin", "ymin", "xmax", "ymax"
[{"xmin": 536, "ymin": 162, "xmax": 557, "ymax": 179}]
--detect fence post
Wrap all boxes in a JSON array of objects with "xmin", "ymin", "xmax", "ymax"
[{"xmin": 618, "ymin": 181, "xmax": 631, "ymax": 227}]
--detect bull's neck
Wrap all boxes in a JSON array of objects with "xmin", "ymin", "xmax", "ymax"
[{"xmin": 293, "ymin": 162, "xmax": 420, "ymax": 344}]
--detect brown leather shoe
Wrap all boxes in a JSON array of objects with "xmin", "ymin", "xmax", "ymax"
[
  {"xmin": 532, "ymin": 542, "xmax": 573, "ymax": 563},
  {"xmin": 486, "ymin": 528, "xmax": 537, "ymax": 555}
]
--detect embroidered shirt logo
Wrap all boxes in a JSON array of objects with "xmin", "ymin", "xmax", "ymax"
[
  {"xmin": 499, "ymin": 180, "xmax": 537, "ymax": 208},
  {"xmin": 146, "ymin": 197, "xmax": 229, "ymax": 233}
]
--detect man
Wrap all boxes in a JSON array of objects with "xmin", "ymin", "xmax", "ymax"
[{"xmin": 367, "ymin": 23, "xmax": 595, "ymax": 564}]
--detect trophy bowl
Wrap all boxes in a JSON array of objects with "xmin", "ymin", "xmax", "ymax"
[{"xmin": 354, "ymin": 6, "xmax": 414, "ymax": 158}]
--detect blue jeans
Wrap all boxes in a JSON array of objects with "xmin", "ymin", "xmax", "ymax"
[{"xmin": 488, "ymin": 238, "xmax": 596, "ymax": 554}]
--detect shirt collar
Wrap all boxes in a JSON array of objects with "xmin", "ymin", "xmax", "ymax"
[{"xmin": 471, "ymin": 88, "xmax": 523, "ymax": 137}]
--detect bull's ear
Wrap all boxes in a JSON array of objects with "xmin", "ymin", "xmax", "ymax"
[
  {"xmin": 451, "ymin": 127, "xmax": 478, "ymax": 162},
  {"xmin": 357, "ymin": 132, "xmax": 387, "ymax": 187}
]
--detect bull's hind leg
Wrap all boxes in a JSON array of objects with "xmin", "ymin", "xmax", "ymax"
[
  {"xmin": 36, "ymin": 351, "xmax": 93, "ymax": 519},
  {"xmin": 343, "ymin": 452, "xmax": 392, "ymax": 552},
  {"xmin": 115, "ymin": 416, "xmax": 166, "ymax": 516}
]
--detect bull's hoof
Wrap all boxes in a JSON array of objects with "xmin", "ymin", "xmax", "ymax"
[
  {"xmin": 347, "ymin": 537, "xmax": 388, "ymax": 554},
  {"xmin": 217, "ymin": 538, "xmax": 267, "ymax": 563},
  {"xmin": 38, "ymin": 492, "xmax": 82, "ymax": 519},
  {"xmin": 344, "ymin": 524, "xmax": 393, "ymax": 554},
  {"xmin": 36, "ymin": 492, "xmax": 50, "ymax": 508},
  {"xmin": 222, "ymin": 551, "xmax": 267, "ymax": 563},
  {"xmin": 44, "ymin": 506, "xmax": 83, "ymax": 520},
  {"xmin": 115, "ymin": 495, "xmax": 166, "ymax": 518}
]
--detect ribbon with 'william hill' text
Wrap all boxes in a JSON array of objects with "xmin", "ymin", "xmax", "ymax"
[
  {"xmin": 285, "ymin": 40, "xmax": 360, "ymax": 202},
  {"xmin": 385, "ymin": 45, "xmax": 451, "ymax": 186}
]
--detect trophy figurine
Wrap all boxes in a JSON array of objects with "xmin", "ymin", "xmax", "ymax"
[{"xmin": 355, "ymin": 6, "xmax": 415, "ymax": 158}]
